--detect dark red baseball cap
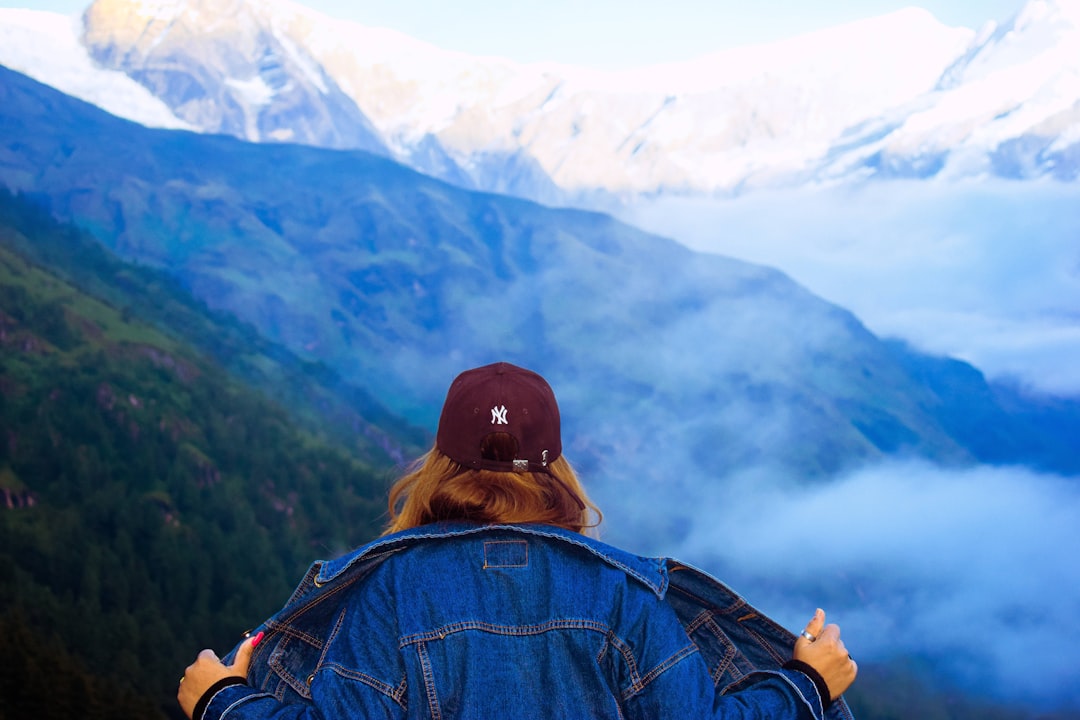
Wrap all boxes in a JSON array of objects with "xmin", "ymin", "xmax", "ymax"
[{"xmin": 436, "ymin": 362, "xmax": 562, "ymax": 473}]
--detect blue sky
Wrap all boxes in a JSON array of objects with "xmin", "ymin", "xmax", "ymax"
[{"xmin": 7, "ymin": 0, "xmax": 1027, "ymax": 67}]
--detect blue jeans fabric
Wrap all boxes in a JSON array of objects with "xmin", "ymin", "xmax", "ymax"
[{"xmin": 205, "ymin": 522, "xmax": 854, "ymax": 720}]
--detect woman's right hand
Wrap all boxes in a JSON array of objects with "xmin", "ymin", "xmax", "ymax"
[
  {"xmin": 177, "ymin": 632, "xmax": 262, "ymax": 719},
  {"xmin": 792, "ymin": 608, "xmax": 857, "ymax": 700}
]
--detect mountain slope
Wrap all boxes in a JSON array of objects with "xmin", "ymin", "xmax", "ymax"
[
  {"xmin": 3, "ymin": 64, "xmax": 1079, "ymax": 546},
  {"xmin": 0, "ymin": 193, "xmax": 404, "ymax": 717},
  {"xmin": 0, "ymin": 185, "xmax": 428, "ymax": 464}
]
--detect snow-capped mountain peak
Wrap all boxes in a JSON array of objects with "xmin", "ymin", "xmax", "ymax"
[
  {"xmin": 0, "ymin": 7, "xmax": 190, "ymax": 130},
  {"xmin": 818, "ymin": 0, "xmax": 1080, "ymax": 183},
  {"xmin": 77, "ymin": 0, "xmax": 388, "ymax": 152},
  {"xmin": 1, "ymin": 0, "xmax": 1077, "ymax": 198}
]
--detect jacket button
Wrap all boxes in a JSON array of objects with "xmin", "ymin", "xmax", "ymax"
[{"xmin": 307, "ymin": 674, "xmax": 315, "ymax": 686}]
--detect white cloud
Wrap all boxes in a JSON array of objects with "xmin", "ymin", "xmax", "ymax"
[
  {"xmin": 622, "ymin": 179, "xmax": 1080, "ymax": 396},
  {"xmin": 644, "ymin": 460, "xmax": 1080, "ymax": 709}
]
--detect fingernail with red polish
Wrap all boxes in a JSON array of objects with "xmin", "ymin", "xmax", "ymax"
[{"xmin": 252, "ymin": 631, "xmax": 264, "ymax": 647}]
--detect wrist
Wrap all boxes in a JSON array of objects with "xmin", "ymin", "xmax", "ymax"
[
  {"xmin": 193, "ymin": 676, "xmax": 248, "ymax": 720},
  {"xmin": 783, "ymin": 659, "xmax": 832, "ymax": 709}
]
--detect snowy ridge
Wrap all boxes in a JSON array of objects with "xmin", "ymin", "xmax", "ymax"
[
  {"xmin": 76, "ymin": 0, "xmax": 387, "ymax": 151},
  {"xmin": 819, "ymin": 0, "xmax": 1080, "ymax": 182},
  {"xmin": 1, "ymin": 0, "xmax": 1078, "ymax": 198},
  {"xmin": 285, "ymin": 4, "xmax": 977, "ymax": 193},
  {"xmin": 0, "ymin": 8, "xmax": 190, "ymax": 130}
]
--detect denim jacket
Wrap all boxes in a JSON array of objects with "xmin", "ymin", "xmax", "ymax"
[{"xmin": 204, "ymin": 523, "xmax": 854, "ymax": 720}]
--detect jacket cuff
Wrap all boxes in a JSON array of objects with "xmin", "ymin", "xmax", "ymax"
[
  {"xmin": 783, "ymin": 659, "xmax": 832, "ymax": 709},
  {"xmin": 193, "ymin": 677, "xmax": 248, "ymax": 720}
]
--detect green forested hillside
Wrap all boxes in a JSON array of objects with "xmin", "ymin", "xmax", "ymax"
[
  {"xmin": 0, "ymin": 192, "xmax": 410, "ymax": 718},
  {"xmin": 0, "ymin": 188, "xmax": 428, "ymax": 466}
]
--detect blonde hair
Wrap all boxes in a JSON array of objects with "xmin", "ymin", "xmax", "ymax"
[{"xmin": 384, "ymin": 442, "xmax": 602, "ymax": 536}]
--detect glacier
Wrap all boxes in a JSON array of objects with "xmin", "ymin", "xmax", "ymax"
[{"xmin": 0, "ymin": 8, "xmax": 190, "ymax": 129}]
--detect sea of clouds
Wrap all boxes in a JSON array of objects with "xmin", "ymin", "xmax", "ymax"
[
  {"xmin": 596, "ymin": 460, "xmax": 1080, "ymax": 710},
  {"xmin": 625, "ymin": 179, "xmax": 1080, "ymax": 398},
  {"xmin": 607, "ymin": 182, "xmax": 1080, "ymax": 709}
]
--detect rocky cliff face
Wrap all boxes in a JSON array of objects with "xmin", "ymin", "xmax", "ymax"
[{"xmin": 81, "ymin": 0, "xmax": 389, "ymax": 154}]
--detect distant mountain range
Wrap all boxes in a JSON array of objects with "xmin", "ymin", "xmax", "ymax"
[
  {"xmin": 0, "ymin": 0, "xmax": 1077, "ymax": 212},
  {"xmin": 3, "ymin": 64, "xmax": 1079, "ymax": 547}
]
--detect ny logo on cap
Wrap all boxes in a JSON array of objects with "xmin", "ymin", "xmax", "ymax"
[{"xmin": 491, "ymin": 405, "xmax": 508, "ymax": 425}]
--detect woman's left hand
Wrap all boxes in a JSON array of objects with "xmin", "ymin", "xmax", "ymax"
[{"xmin": 177, "ymin": 632, "xmax": 263, "ymax": 719}]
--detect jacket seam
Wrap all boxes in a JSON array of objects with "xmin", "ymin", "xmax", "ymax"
[
  {"xmin": 603, "ymin": 630, "xmax": 642, "ymax": 689},
  {"xmin": 417, "ymin": 641, "xmax": 442, "ymax": 720},
  {"xmin": 482, "ymin": 539, "xmax": 529, "ymax": 568},
  {"xmin": 737, "ymin": 619, "xmax": 792, "ymax": 666},
  {"xmin": 265, "ymin": 623, "xmax": 326, "ymax": 649},
  {"xmin": 318, "ymin": 664, "xmax": 409, "ymax": 709},
  {"xmin": 267, "ymin": 637, "xmax": 315, "ymax": 700},
  {"xmin": 636, "ymin": 643, "xmax": 700, "ymax": 693},
  {"xmin": 668, "ymin": 581, "xmax": 748, "ymax": 619},
  {"xmin": 268, "ymin": 571, "xmax": 368, "ymax": 640},
  {"xmin": 398, "ymin": 617, "xmax": 691, "ymax": 706},
  {"xmin": 720, "ymin": 670, "xmax": 825, "ymax": 720},
  {"xmin": 773, "ymin": 669, "xmax": 825, "ymax": 720},
  {"xmin": 260, "ymin": 567, "xmax": 372, "ymax": 690},
  {"xmin": 702, "ymin": 616, "xmax": 740, "ymax": 684},
  {"xmin": 619, "ymin": 642, "xmax": 700, "ymax": 700},
  {"xmin": 218, "ymin": 690, "xmax": 273, "ymax": 719},
  {"xmin": 301, "ymin": 607, "xmax": 348, "ymax": 689},
  {"xmin": 399, "ymin": 618, "xmax": 611, "ymax": 646}
]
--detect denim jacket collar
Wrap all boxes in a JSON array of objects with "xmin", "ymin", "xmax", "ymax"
[{"xmin": 315, "ymin": 521, "xmax": 669, "ymax": 598}]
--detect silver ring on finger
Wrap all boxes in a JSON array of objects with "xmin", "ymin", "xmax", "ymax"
[{"xmin": 800, "ymin": 630, "xmax": 817, "ymax": 642}]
